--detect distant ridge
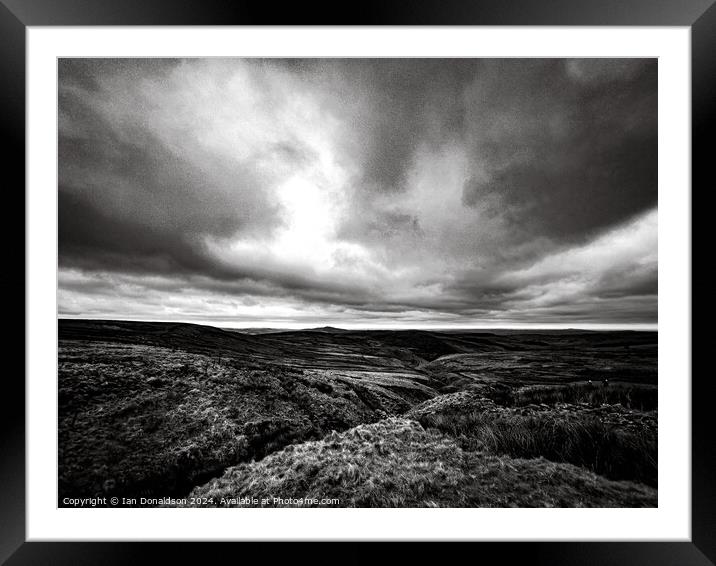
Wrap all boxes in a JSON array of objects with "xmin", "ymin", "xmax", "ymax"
[{"xmin": 304, "ymin": 326, "xmax": 351, "ymax": 333}]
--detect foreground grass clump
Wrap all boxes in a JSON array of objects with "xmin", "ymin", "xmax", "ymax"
[
  {"xmin": 186, "ymin": 418, "xmax": 656, "ymax": 508},
  {"xmin": 188, "ymin": 418, "xmax": 467, "ymax": 507},
  {"xmin": 409, "ymin": 393, "xmax": 657, "ymax": 486}
]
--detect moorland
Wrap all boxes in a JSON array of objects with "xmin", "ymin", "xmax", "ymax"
[{"xmin": 58, "ymin": 319, "xmax": 657, "ymax": 507}]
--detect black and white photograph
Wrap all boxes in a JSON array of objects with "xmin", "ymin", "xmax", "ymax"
[{"xmin": 57, "ymin": 57, "xmax": 658, "ymax": 509}]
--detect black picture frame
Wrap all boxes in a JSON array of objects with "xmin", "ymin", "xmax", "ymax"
[{"xmin": 5, "ymin": 1, "xmax": 712, "ymax": 564}]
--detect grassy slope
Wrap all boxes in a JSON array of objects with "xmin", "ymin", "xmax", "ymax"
[
  {"xmin": 187, "ymin": 418, "xmax": 656, "ymax": 508},
  {"xmin": 59, "ymin": 340, "xmax": 434, "ymax": 501}
]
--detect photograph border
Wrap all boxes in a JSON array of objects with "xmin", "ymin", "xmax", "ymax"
[{"xmin": 6, "ymin": 0, "xmax": 712, "ymax": 563}]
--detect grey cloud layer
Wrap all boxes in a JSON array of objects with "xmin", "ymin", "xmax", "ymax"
[{"xmin": 58, "ymin": 58, "xmax": 657, "ymax": 325}]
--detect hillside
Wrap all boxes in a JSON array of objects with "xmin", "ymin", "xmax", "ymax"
[{"xmin": 58, "ymin": 319, "xmax": 657, "ymax": 506}]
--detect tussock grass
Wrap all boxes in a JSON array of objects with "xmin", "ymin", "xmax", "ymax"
[
  {"xmin": 187, "ymin": 418, "xmax": 656, "ymax": 508},
  {"xmin": 417, "ymin": 410, "xmax": 657, "ymax": 486},
  {"xmin": 189, "ymin": 418, "xmax": 467, "ymax": 508}
]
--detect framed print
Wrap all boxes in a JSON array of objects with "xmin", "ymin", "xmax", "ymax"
[{"xmin": 5, "ymin": 0, "xmax": 712, "ymax": 564}]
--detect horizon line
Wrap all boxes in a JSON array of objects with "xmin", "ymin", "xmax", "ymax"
[{"xmin": 57, "ymin": 315, "xmax": 658, "ymax": 332}]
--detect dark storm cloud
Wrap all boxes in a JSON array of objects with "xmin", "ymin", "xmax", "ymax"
[
  {"xmin": 59, "ymin": 62, "xmax": 284, "ymax": 287},
  {"xmin": 311, "ymin": 58, "xmax": 657, "ymax": 244},
  {"xmin": 271, "ymin": 58, "xmax": 475, "ymax": 193},
  {"xmin": 298, "ymin": 58, "xmax": 657, "ymax": 243},
  {"xmin": 459, "ymin": 59, "xmax": 657, "ymax": 241},
  {"xmin": 340, "ymin": 59, "xmax": 474, "ymax": 193},
  {"xmin": 58, "ymin": 58, "xmax": 657, "ymax": 326}
]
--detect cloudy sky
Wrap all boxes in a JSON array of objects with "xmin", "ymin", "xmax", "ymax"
[{"xmin": 58, "ymin": 58, "xmax": 657, "ymax": 329}]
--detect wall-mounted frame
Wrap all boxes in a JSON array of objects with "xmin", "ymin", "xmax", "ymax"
[{"xmin": 5, "ymin": 0, "xmax": 712, "ymax": 564}]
